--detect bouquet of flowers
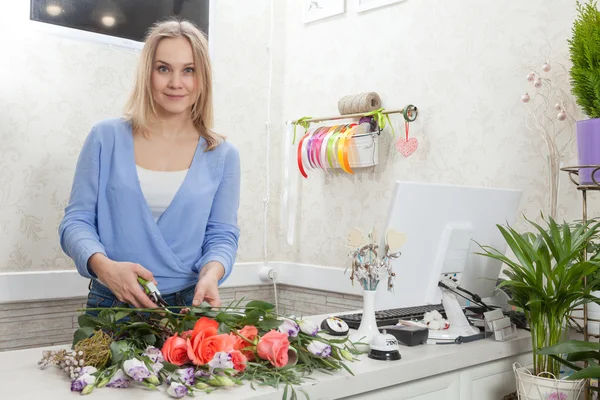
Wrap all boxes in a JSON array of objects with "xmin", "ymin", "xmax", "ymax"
[{"xmin": 38, "ymin": 300, "xmax": 358, "ymax": 399}]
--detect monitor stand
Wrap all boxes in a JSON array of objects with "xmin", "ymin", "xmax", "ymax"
[{"xmin": 428, "ymin": 287, "xmax": 480, "ymax": 342}]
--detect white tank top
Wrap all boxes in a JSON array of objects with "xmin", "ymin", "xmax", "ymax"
[{"xmin": 136, "ymin": 165, "xmax": 189, "ymax": 222}]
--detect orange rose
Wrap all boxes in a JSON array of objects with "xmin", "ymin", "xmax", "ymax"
[
  {"xmin": 189, "ymin": 334, "xmax": 233, "ymax": 366},
  {"xmin": 181, "ymin": 330, "xmax": 193, "ymax": 340},
  {"xmin": 257, "ymin": 330, "xmax": 290, "ymax": 368},
  {"xmin": 161, "ymin": 333, "xmax": 190, "ymax": 366},
  {"xmin": 229, "ymin": 350, "xmax": 248, "ymax": 372},
  {"xmin": 191, "ymin": 317, "xmax": 219, "ymax": 341},
  {"xmin": 239, "ymin": 325, "xmax": 258, "ymax": 342},
  {"xmin": 230, "ymin": 325, "xmax": 258, "ymax": 350},
  {"xmin": 230, "ymin": 325, "xmax": 258, "ymax": 361}
]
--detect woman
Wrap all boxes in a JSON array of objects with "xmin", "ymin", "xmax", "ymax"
[{"xmin": 59, "ymin": 19, "xmax": 240, "ymax": 313}]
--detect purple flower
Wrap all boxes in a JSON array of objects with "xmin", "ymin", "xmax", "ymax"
[
  {"xmin": 174, "ymin": 367, "xmax": 196, "ymax": 385},
  {"xmin": 167, "ymin": 382, "xmax": 188, "ymax": 398},
  {"xmin": 194, "ymin": 369, "xmax": 210, "ymax": 379},
  {"xmin": 208, "ymin": 352, "xmax": 233, "ymax": 373},
  {"xmin": 123, "ymin": 358, "xmax": 151, "ymax": 382},
  {"xmin": 278, "ymin": 318, "xmax": 300, "ymax": 337},
  {"xmin": 298, "ymin": 319, "xmax": 319, "ymax": 336},
  {"xmin": 143, "ymin": 346, "xmax": 164, "ymax": 363},
  {"xmin": 70, "ymin": 374, "xmax": 96, "ymax": 392},
  {"xmin": 307, "ymin": 341, "xmax": 332, "ymax": 358},
  {"xmin": 106, "ymin": 369, "xmax": 130, "ymax": 389}
]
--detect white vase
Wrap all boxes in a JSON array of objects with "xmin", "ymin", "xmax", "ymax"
[
  {"xmin": 349, "ymin": 289, "xmax": 380, "ymax": 352},
  {"xmin": 513, "ymin": 363, "xmax": 585, "ymax": 400}
]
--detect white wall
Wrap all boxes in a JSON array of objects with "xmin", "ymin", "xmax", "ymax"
[
  {"xmin": 0, "ymin": 1, "xmax": 285, "ymax": 273},
  {"xmin": 1, "ymin": 0, "xmax": 596, "ymax": 300},
  {"xmin": 271, "ymin": 0, "xmax": 597, "ymax": 267}
]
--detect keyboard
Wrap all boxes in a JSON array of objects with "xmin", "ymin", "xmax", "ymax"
[{"xmin": 338, "ymin": 304, "xmax": 446, "ymax": 330}]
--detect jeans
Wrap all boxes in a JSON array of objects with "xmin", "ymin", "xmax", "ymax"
[{"xmin": 85, "ymin": 279, "xmax": 196, "ymax": 317}]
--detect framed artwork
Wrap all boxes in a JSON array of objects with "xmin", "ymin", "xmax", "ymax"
[
  {"xmin": 356, "ymin": 0, "xmax": 406, "ymax": 13},
  {"xmin": 303, "ymin": 0, "xmax": 345, "ymax": 23}
]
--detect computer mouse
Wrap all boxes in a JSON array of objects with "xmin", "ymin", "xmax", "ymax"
[{"xmin": 320, "ymin": 317, "xmax": 350, "ymax": 336}]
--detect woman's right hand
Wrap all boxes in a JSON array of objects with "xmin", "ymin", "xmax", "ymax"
[{"xmin": 88, "ymin": 253, "xmax": 158, "ymax": 309}]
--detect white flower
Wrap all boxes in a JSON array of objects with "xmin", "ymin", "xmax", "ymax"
[
  {"xmin": 298, "ymin": 319, "xmax": 319, "ymax": 336},
  {"xmin": 307, "ymin": 341, "xmax": 332, "ymax": 358},
  {"xmin": 143, "ymin": 346, "xmax": 165, "ymax": 363},
  {"xmin": 79, "ymin": 366, "xmax": 98, "ymax": 375},
  {"xmin": 208, "ymin": 352, "xmax": 233, "ymax": 373},
  {"xmin": 123, "ymin": 358, "xmax": 151, "ymax": 381},
  {"xmin": 152, "ymin": 362, "xmax": 164, "ymax": 375},
  {"xmin": 174, "ymin": 367, "xmax": 196, "ymax": 385},
  {"xmin": 278, "ymin": 318, "xmax": 300, "ymax": 337},
  {"xmin": 167, "ymin": 382, "xmax": 188, "ymax": 398},
  {"xmin": 106, "ymin": 369, "xmax": 130, "ymax": 388},
  {"xmin": 70, "ymin": 373, "xmax": 96, "ymax": 392}
]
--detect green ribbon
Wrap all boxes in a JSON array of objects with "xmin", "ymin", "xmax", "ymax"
[
  {"xmin": 364, "ymin": 108, "xmax": 395, "ymax": 137},
  {"xmin": 292, "ymin": 116, "xmax": 312, "ymax": 145}
]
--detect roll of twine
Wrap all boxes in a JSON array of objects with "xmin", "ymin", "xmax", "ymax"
[{"xmin": 337, "ymin": 92, "xmax": 382, "ymax": 115}]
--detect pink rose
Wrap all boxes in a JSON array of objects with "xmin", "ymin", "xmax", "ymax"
[
  {"xmin": 229, "ymin": 350, "xmax": 248, "ymax": 372},
  {"xmin": 257, "ymin": 330, "xmax": 290, "ymax": 368}
]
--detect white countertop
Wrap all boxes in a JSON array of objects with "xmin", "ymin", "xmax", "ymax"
[{"xmin": 0, "ymin": 327, "xmax": 532, "ymax": 400}]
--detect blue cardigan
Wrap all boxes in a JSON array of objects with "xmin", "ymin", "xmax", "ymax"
[{"xmin": 59, "ymin": 118, "xmax": 241, "ymax": 294}]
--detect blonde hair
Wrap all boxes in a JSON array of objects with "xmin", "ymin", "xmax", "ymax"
[{"xmin": 124, "ymin": 18, "xmax": 224, "ymax": 151}]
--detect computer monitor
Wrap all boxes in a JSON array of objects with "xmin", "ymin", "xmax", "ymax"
[{"xmin": 375, "ymin": 181, "xmax": 523, "ymax": 312}]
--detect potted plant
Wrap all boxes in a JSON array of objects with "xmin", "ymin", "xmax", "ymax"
[
  {"xmin": 540, "ymin": 340, "xmax": 600, "ymax": 382},
  {"xmin": 569, "ymin": 1, "xmax": 600, "ymax": 184},
  {"xmin": 477, "ymin": 216, "xmax": 600, "ymax": 399}
]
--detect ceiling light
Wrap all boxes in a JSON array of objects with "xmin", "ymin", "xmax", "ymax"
[
  {"xmin": 46, "ymin": 4, "xmax": 62, "ymax": 16},
  {"xmin": 101, "ymin": 15, "xmax": 116, "ymax": 27}
]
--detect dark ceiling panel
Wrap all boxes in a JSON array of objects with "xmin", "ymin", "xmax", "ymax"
[{"xmin": 30, "ymin": 0, "xmax": 209, "ymax": 42}]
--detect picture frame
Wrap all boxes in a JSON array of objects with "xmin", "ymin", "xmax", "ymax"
[
  {"xmin": 356, "ymin": 0, "xmax": 406, "ymax": 13},
  {"xmin": 303, "ymin": 0, "xmax": 345, "ymax": 23}
]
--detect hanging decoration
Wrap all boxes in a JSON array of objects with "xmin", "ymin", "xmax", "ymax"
[
  {"xmin": 395, "ymin": 106, "xmax": 419, "ymax": 157},
  {"xmin": 291, "ymin": 105, "xmax": 419, "ymax": 178}
]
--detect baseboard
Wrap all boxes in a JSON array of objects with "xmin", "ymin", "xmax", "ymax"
[{"xmin": 0, "ymin": 262, "xmax": 360, "ymax": 303}]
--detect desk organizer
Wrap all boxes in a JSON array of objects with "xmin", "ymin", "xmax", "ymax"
[{"xmin": 483, "ymin": 309, "xmax": 517, "ymax": 341}]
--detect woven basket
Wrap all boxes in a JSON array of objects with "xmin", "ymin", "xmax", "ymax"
[{"xmin": 513, "ymin": 363, "xmax": 585, "ymax": 400}]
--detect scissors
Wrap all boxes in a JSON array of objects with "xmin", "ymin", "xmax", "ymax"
[{"xmin": 137, "ymin": 277, "xmax": 169, "ymax": 308}]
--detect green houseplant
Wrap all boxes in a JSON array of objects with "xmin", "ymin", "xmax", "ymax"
[
  {"xmin": 540, "ymin": 340, "xmax": 600, "ymax": 383},
  {"xmin": 569, "ymin": 1, "xmax": 600, "ymax": 184},
  {"xmin": 477, "ymin": 216, "xmax": 600, "ymax": 377}
]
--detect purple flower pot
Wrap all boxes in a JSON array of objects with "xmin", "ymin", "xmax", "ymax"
[{"xmin": 577, "ymin": 118, "xmax": 600, "ymax": 185}]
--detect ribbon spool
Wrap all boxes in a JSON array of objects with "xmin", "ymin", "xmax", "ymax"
[{"xmin": 338, "ymin": 92, "xmax": 382, "ymax": 115}]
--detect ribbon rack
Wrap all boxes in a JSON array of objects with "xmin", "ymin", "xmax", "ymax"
[{"xmin": 289, "ymin": 105, "xmax": 418, "ymax": 178}]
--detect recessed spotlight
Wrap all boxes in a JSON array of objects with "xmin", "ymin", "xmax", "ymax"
[
  {"xmin": 101, "ymin": 15, "xmax": 116, "ymax": 27},
  {"xmin": 46, "ymin": 4, "xmax": 62, "ymax": 16}
]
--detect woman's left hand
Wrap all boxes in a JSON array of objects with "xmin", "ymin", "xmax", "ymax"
[{"xmin": 192, "ymin": 262, "xmax": 225, "ymax": 307}]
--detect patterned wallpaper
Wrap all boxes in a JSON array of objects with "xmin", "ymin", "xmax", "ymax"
[
  {"xmin": 0, "ymin": 1, "xmax": 280, "ymax": 272},
  {"xmin": 270, "ymin": 0, "xmax": 600, "ymax": 267},
  {"xmin": 2, "ymin": 0, "xmax": 598, "ymax": 276}
]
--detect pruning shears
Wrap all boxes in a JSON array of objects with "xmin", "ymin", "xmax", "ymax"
[{"xmin": 137, "ymin": 277, "xmax": 169, "ymax": 308}]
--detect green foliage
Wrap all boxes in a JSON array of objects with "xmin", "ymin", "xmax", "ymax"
[
  {"xmin": 569, "ymin": 1, "xmax": 600, "ymax": 118},
  {"xmin": 77, "ymin": 298, "xmax": 359, "ymax": 399},
  {"xmin": 540, "ymin": 340, "xmax": 600, "ymax": 381},
  {"xmin": 476, "ymin": 215, "xmax": 600, "ymax": 375}
]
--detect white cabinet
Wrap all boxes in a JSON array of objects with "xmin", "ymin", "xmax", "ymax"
[{"xmin": 341, "ymin": 352, "xmax": 531, "ymax": 400}]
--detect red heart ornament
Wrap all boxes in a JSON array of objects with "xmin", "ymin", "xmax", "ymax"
[{"xmin": 396, "ymin": 137, "xmax": 418, "ymax": 157}]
